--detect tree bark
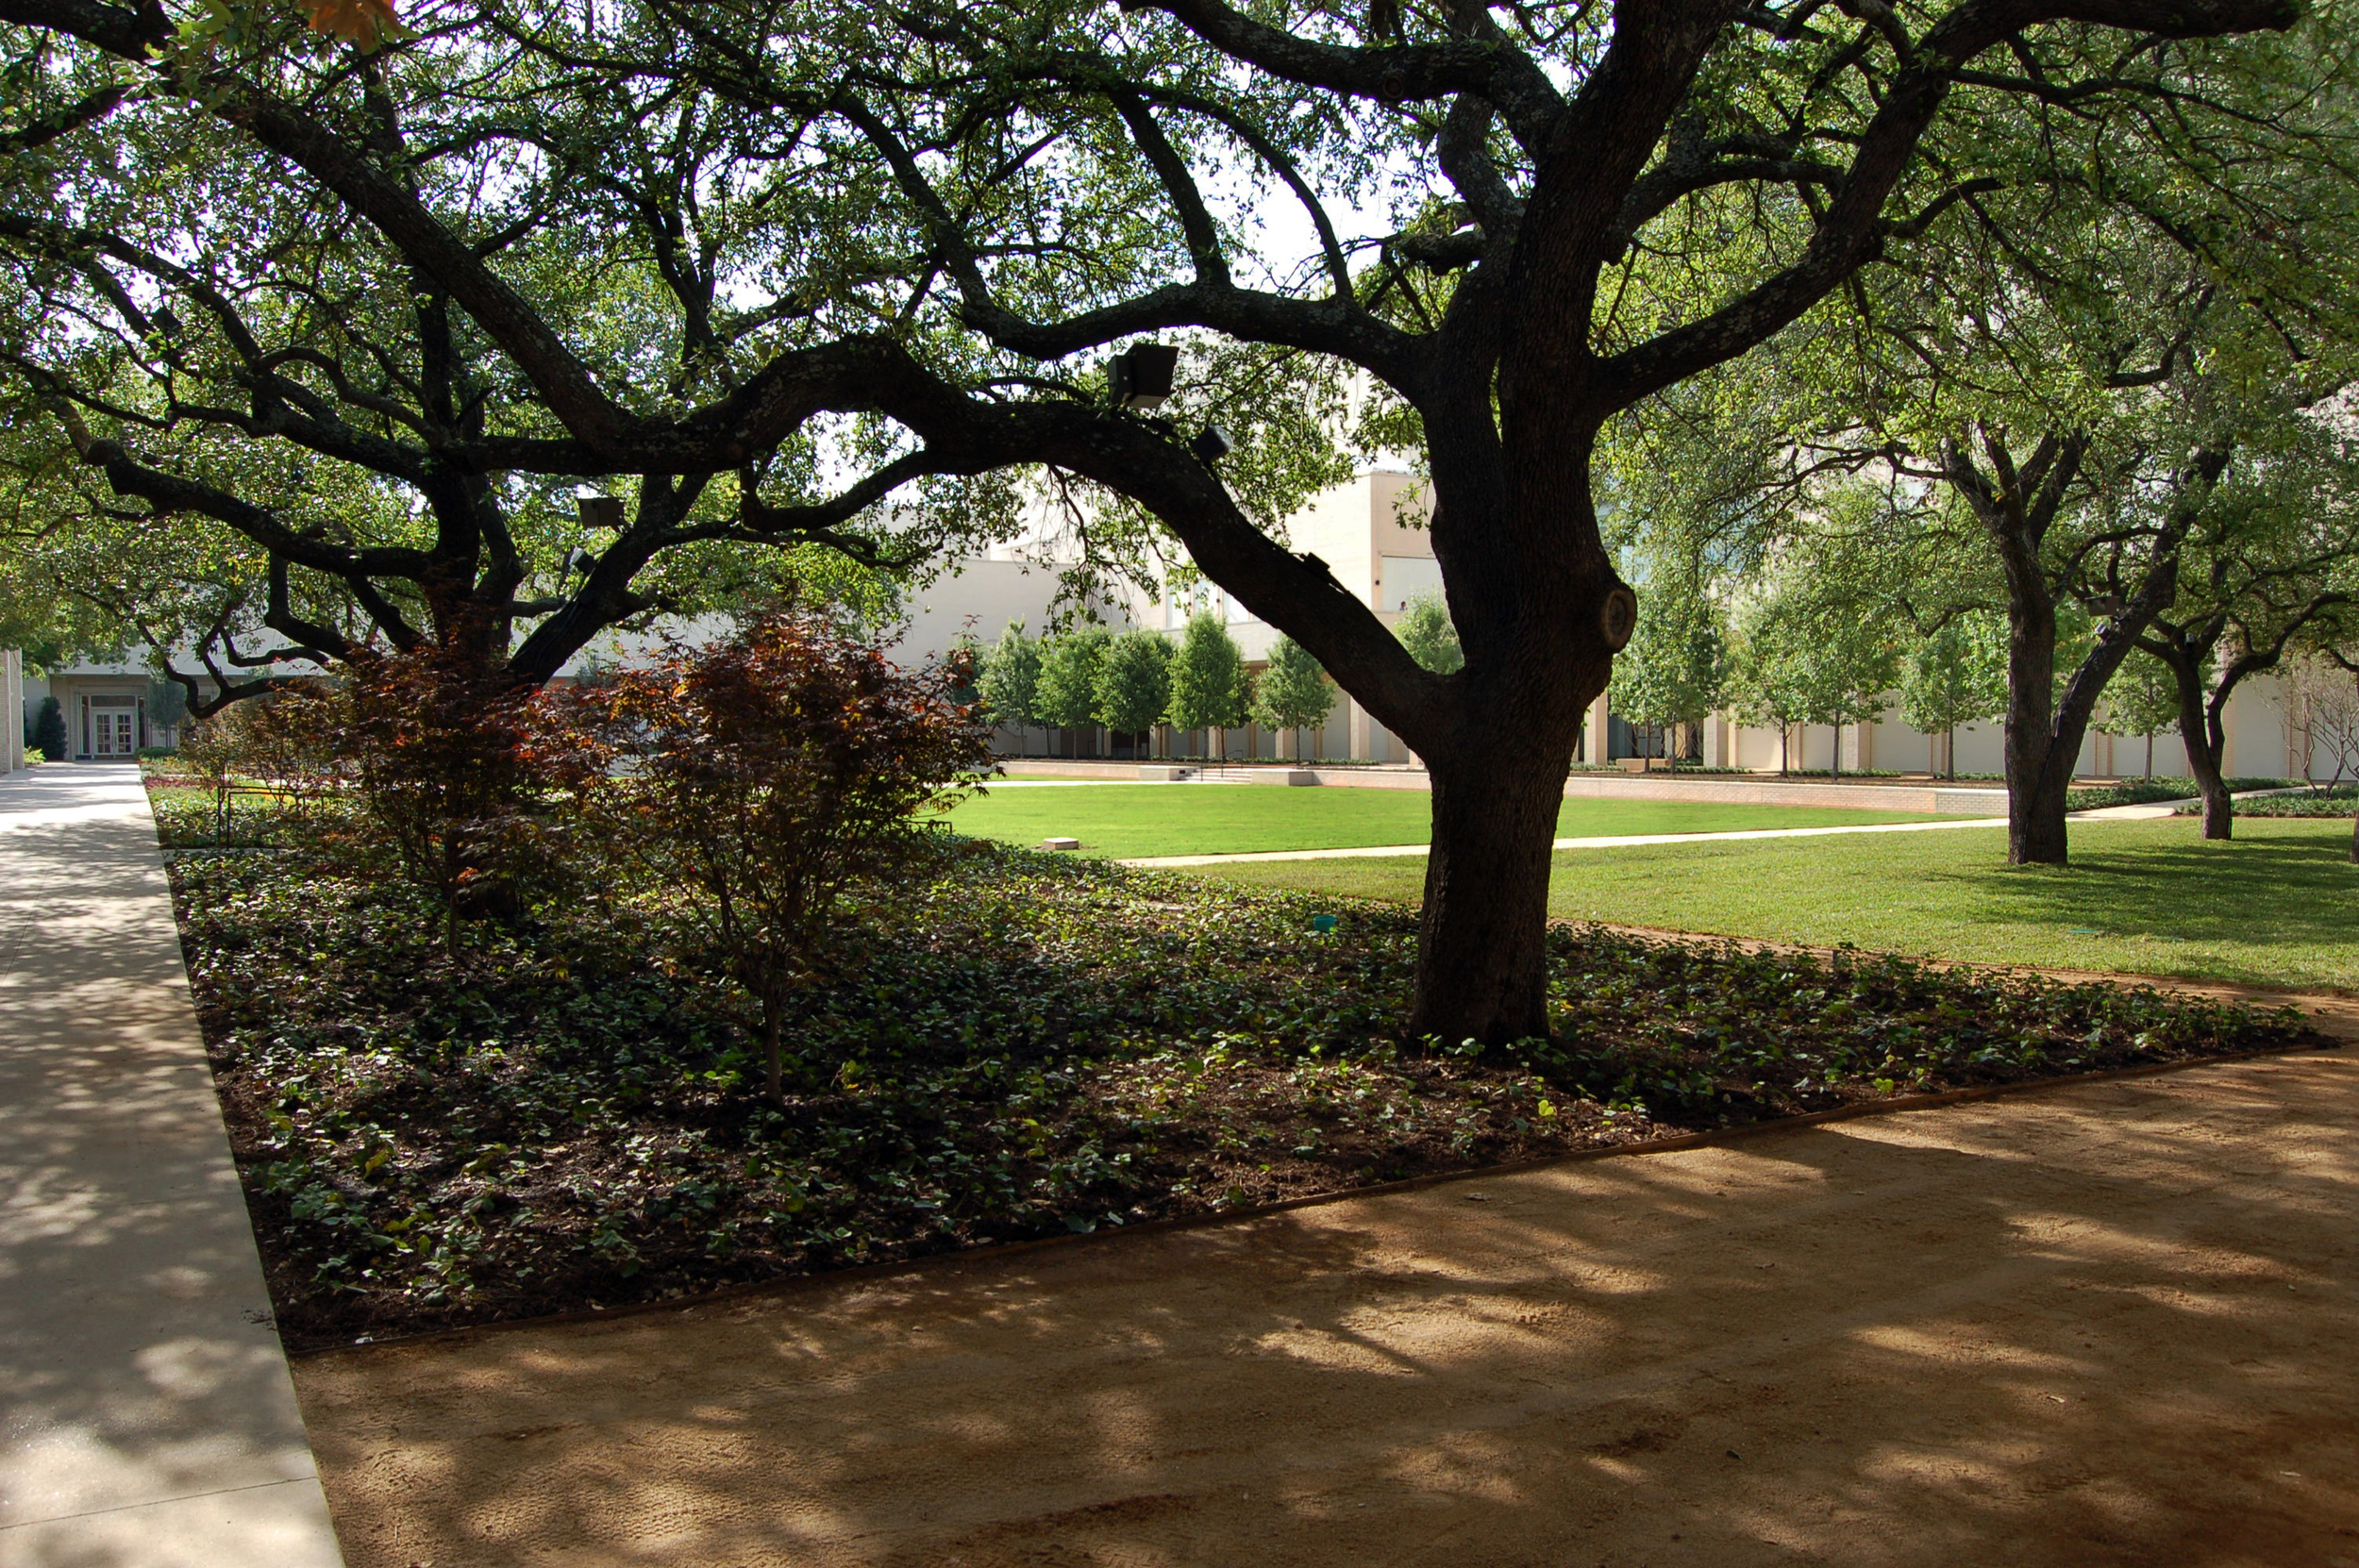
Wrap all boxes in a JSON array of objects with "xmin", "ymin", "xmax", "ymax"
[
  {"xmin": 1999, "ymin": 583, "xmax": 2073, "ymax": 863},
  {"xmin": 1397, "ymin": 407, "xmax": 1624, "ymax": 1045},
  {"xmin": 2178, "ymin": 698, "xmax": 2234, "ymax": 840},
  {"xmin": 761, "ymin": 992, "xmax": 785, "ymax": 1104},
  {"xmin": 1414, "ymin": 726, "xmax": 1583, "ymax": 1045}
]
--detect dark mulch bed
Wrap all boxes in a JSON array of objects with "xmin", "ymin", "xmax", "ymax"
[{"xmin": 156, "ymin": 792, "xmax": 2326, "ymax": 1351}]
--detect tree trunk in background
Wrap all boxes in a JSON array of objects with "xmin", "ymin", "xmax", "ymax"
[
  {"xmin": 761, "ymin": 993, "xmax": 786, "ymax": 1104},
  {"xmin": 2150, "ymin": 623, "xmax": 2240, "ymax": 842},
  {"xmin": 1999, "ymin": 588, "xmax": 2073, "ymax": 864},
  {"xmin": 2180, "ymin": 708, "xmax": 2235, "ymax": 839},
  {"xmin": 1952, "ymin": 429, "xmax": 2183, "ymax": 866}
]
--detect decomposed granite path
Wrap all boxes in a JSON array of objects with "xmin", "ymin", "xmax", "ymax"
[
  {"xmin": 296, "ymin": 1049, "xmax": 2358, "ymax": 1568},
  {"xmin": 0, "ymin": 763, "xmax": 343, "ymax": 1568}
]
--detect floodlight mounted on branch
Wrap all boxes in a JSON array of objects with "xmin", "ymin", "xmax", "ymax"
[
  {"xmin": 1109, "ymin": 344, "xmax": 1179, "ymax": 410},
  {"xmin": 576, "ymin": 494, "xmax": 626, "ymax": 529}
]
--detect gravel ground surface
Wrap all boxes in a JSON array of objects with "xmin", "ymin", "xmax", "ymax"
[{"xmin": 293, "ymin": 1045, "xmax": 2359, "ymax": 1568}]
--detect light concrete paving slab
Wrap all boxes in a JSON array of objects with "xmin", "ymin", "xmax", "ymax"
[
  {"xmin": 1121, "ymin": 813, "xmax": 2019, "ymax": 869},
  {"xmin": 0, "ymin": 765, "xmax": 343, "ymax": 1567}
]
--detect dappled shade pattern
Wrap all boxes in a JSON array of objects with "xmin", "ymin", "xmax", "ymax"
[{"xmin": 297, "ymin": 1054, "xmax": 2359, "ymax": 1567}]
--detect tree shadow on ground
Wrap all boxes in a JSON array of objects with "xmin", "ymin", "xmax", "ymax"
[
  {"xmin": 1925, "ymin": 835, "xmax": 2356, "ymax": 951},
  {"xmin": 293, "ymin": 1053, "xmax": 2359, "ymax": 1568}
]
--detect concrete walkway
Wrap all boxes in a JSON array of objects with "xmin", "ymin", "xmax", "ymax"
[
  {"xmin": 1122, "ymin": 812, "xmax": 2016, "ymax": 869},
  {"xmin": 0, "ymin": 765, "xmax": 342, "ymax": 1567}
]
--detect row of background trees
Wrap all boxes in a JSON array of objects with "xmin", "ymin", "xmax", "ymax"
[
  {"xmin": 1603, "ymin": 574, "xmax": 2269, "ymax": 787},
  {"xmin": 966, "ymin": 591, "xmax": 1477, "ymax": 761}
]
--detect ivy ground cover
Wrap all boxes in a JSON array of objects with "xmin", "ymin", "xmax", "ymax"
[{"xmin": 160, "ymin": 803, "xmax": 2322, "ymax": 1350}]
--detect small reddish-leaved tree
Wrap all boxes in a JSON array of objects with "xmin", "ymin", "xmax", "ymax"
[
  {"xmin": 555, "ymin": 619, "xmax": 991, "ymax": 1101},
  {"xmin": 287, "ymin": 636, "xmax": 558, "ymax": 951}
]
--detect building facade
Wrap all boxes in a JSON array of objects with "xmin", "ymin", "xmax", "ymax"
[
  {"xmin": 12, "ymin": 466, "xmax": 2342, "ymax": 781},
  {"xmin": 24, "ymin": 659, "xmax": 184, "ymax": 760}
]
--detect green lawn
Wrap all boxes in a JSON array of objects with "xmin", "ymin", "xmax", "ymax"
[
  {"xmin": 1191, "ymin": 816, "xmax": 2359, "ymax": 993},
  {"xmin": 942, "ymin": 783, "xmax": 1949, "ymax": 859}
]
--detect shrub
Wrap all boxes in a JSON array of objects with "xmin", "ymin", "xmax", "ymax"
[
  {"xmin": 548, "ymin": 617, "xmax": 993, "ymax": 1100},
  {"xmin": 338, "ymin": 644, "xmax": 561, "ymax": 942},
  {"xmin": 30, "ymin": 695, "xmax": 65, "ymax": 760},
  {"xmin": 170, "ymin": 697, "xmax": 331, "ymax": 843}
]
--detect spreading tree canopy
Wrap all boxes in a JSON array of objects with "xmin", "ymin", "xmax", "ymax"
[{"xmin": 0, "ymin": 0, "xmax": 2334, "ymax": 1038}]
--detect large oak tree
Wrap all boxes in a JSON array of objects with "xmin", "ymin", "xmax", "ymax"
[{"xmin": 0, "ymin": 0, "xmax": 2327, "ymax": 1042}]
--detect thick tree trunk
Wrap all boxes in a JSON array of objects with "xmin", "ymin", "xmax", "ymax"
[
  {"xmin": 1414, "ymin": 726, "xmax": 1584, "ymax": 1045},
  {"xmin": 1397, "ymin": 406, "xmax": 1623, "ymax": 1045},
  {"xmin": 2000, "ymin": 598, "xmax": 2071, "ymax": 865},
  {"xmin": 2009, "ymin": 762, "xmax": 2074, "ymax": 862}
]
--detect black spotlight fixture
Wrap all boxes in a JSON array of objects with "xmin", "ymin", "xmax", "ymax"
[
  {"xmin": 1109, "ymin": 343, "xmax": 1180, "ymax": 410},
  {"xmin": 1189, "ymin": 424, "xmax": 1232, "ymax": 463}
]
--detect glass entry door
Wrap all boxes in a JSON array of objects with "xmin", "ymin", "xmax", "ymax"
[{"xmin": 89, "ymin": 702, "xmax": 138, "ymax": 758}]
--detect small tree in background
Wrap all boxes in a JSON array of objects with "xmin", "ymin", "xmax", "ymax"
[
  {"xmin": 1252, "ymin": 636, "xmax": 1336, "ymax": 760},
  {"xmin": 1034, "ymin": 626, "xmax": 1111, "ymax": 751},
  {"xmin": 2279, "ymin": 647, "xmax": 2359, "ymax": 790},
  {"xmin": 2283, "ymin": 646, "xmax": 2359, "ymax": 863},
  {"xmin": 1730, "ymin": 595, "xmax": 1815, "ymax": 776},
  {"xmin": 977, "ymin": 622, "xmax": 1042, "ymax": 756},
  {"xmin": 143, "ymin": 676, "xmax": 189, "ymax": 747},
  {"xmin": 326, "ymin": 639, "xmax": 557, "ymax": 952},
  {"xmin": 1802, "ymin": 604, "xmax": 1901, "ymax": 780},
  {"xmin": 553, "ymin": 618, "xmax": 991, "ymax": 1102},
  {"xmin": 1395, "ymin": 594, "xmax": 1464, "ymax": 676},
  {"xmin": 1900, "ymin": 615, "xmax": 2011, "ymax": 778},
  {"xmin": 945, "ymin": 634, "xmax": 983, "ymax": 708},
  {"xmin": 2096, "ymin": 648, "xmax": 2182, "ymax": 779},
  {"xmin": 1608, "ymin": 587, "xmax": 1726, "ymax": 771},
  {"xmin": 1096, "ymin": 630, "xmax": 1173, "ymax": 757},
  {"xmin": 1167, "ymin": 611, "xmax": 1249, "ymax": 759}
]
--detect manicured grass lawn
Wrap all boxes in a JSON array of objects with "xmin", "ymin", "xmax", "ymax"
[
  {"xmin": 1192, "ymin": 816, "xmax": 2359, "ymax": 993},
  {"xmin": 943, "ymin": 782, "xmax": 1950, "ymax": 859}
]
